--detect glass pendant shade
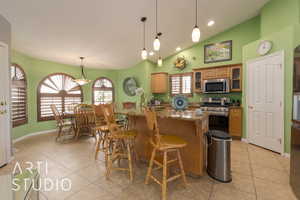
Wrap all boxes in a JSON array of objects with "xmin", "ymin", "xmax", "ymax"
[
  {"xmin": 192, "ymin": 26, "xmax": 201, "ymax": 43},
  {"xmin": 157, "ymin": 57, "xmax": 163, "ymax": 67},
  {"xmin": 74, "ymin": 57, "xmax": 91, "ymax": 86},
  {"xmin": 141, "ymin": 48, "xmax": 148, "ymax": 60},
  {"xmin": 74, "ymin": 78, "xmax": 91, "ymax": 86},
  {"xmin": 153, "ymin": 37, "xmax": 160, "ymax": 51}
]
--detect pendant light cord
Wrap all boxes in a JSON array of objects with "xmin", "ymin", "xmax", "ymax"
[
  {"xmin": 80, "ymin": 58, "xmax": 86, "ymax": 79},
  {"xmin": 195, "ymin": 0, "xmax": 198, "ymax": 26},
  {"xmin": 155, "ymin": 0, "xmax": 158, "ymax": 35},
  {"xmin": 143, "ymin": 20, "xmax": 146, "ymax": 48}
]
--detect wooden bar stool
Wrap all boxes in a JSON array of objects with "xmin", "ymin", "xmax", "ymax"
[
  {"xmin": 93, "ymin": 104, "xmax": 110, "ymax": 161},
  {"xmin": 102, "ymin": 106, "xmax": 137, "ymax": 182},
  {"xmin": 144, "ymin": 107, "xmax": 187, "ymax": 200}
]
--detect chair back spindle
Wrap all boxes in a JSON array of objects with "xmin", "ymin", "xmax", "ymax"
[
  {"xmin": 144, "ymin": 107, "xmax": 161, "ymax": 147},
  {"xmin": 50, "ymin": 104, "xmax": 64, "ymax": 127}
]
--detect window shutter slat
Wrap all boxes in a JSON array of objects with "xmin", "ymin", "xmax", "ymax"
[
  {"xmin": 38, "ymin": 73, "xmax": 83, "ymax": 121},
  {"xmin": 11, "ymin": 64, "xmax": 27, "ymax": 127},
  {"xmin": 170, "ymin": 73, "xmax": 192, "ymax": 96}
]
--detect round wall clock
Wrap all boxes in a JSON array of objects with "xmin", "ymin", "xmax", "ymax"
[
  {"xmin": 257, "ymin": 40, "xmax": 272, "ymax": 56},
  {"xmin": 123, "ymin": 77, "xmax": 138, "ymax": 96}
]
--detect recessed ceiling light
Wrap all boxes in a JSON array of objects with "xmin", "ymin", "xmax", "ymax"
[
  {"xmin": 149, "ymin": 51, "xmax": 154, "ymax": 56},
  {"xmin": 176, "ymin": 47, "xmax": 181, "ymax": 52},
  {"xmin": 208, "ymin": 20, "xmax": 215, "ymax": 27}
]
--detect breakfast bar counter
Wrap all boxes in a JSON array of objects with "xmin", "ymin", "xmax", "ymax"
[{"xmin": 118, "ymin": 109, "xmax": 209, "ymax": 177}]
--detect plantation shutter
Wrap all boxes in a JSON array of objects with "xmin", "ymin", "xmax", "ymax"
[
  {"xmin": 38, "ymin": 73, "xmax": 83, "ymax": 121},
  {"xmin": 182, "ymin": 74, "xmax": 192, "ymax": 94},
  {"xmin": 170, "ymin": 75, "xmax": 181, "ymax": 95},
  {"xmin": 170, "ymin": 73, "xmax": 192, "ymax": 96},
  {"xmin": 11, "ymin": 64, "xmax": 27, "ymax": 127}
]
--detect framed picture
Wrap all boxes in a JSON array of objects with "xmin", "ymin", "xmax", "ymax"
[{"xmin": 204, "ymin": 40, "xmax": 232, "ymax": 63}]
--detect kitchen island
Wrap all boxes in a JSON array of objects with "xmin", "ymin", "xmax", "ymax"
[{"xmin": 118, "ymin": 109, "xmax": 209, "ymax": 177}]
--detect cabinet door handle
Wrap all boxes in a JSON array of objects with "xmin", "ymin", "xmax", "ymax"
[{"xmin": 248, "ymin": 106, "xmax": 254, "ymax": 110}]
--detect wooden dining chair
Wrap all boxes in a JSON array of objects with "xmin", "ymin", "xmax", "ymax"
[
  {"xmin": 144, "ymin": 107, "xmax": 187, "ymax": 200},
  {"xmin": 50, "ymin": 104, "xmax": 74, "ymax": 141},
  {"xmin": 74, "ymin": 104, "xmax": 96, "ymax": 140},
  {"xmin": 102, "ymin": 105, "xmax": 138, "ymax": 182}
]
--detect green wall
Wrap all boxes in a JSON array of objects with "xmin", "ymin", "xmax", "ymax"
[
  {"xmin": 150, "ymin": 16, "xmax": 261, "ymax": 103},
  {"xmin": 11, "ymin": 51, "xmax": 117, "ymax": 139},
  {"xmin": 243, "ymin": 26, "xmax": 294, "ymax": 153},
  {"xmin": 260, "ymin": 0, "xmax": 300, "ymax": 36},
  {"xmin": 115, "ymin": 60, "xmax": 155, "ymax": 108},
  {"xmin": 242, "ymin": 0, "xmax": 300, "ymax": 153}
]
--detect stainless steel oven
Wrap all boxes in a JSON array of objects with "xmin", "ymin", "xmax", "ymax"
[{"xmin": 203, "ymin": 79, "xmax": 229, "ymax": 94}]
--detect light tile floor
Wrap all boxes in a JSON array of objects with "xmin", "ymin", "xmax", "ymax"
[{"xmin": 0, "ymin": 132, "xmax": 297, "ymax": 200}]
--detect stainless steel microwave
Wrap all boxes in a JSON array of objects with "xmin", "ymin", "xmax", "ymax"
[{"xmin": 203, "ymin": 79, "xmax": 230, "ymax": 93}]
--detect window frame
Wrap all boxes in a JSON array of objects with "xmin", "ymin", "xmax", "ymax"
[
  {"xmin": 11, "ymin": 63, "xmax": 28, "ymax": 127},
  {"xmin": 92, "ymin": 77, "xmax": 115, "ymax": 105},
  {"xmin": 37, "ymin": 73, "xmax": 83, "ymax": 121},
  {"xmin": 169, "ymin": 72, "xmax": 193, "ymax": 97}
]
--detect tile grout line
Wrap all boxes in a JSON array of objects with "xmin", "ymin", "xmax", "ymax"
[
  {"xmin": 207, "ymin": 180, "xmax": 215, "ymax": 200},
  {"xmin": 247, "ymin": 145, "xmax": 258, "ymax": 200}
]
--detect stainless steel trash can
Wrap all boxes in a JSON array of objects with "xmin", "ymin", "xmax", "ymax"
[{"xmin": 206, "ymin": 130, "xmax": 232, "ymax": 182}]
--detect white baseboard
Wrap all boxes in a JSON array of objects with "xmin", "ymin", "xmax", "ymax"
[
  {"xmin": 13, "ymin": 129, "xmax": 57, "ymax": 143},
  {"xmin": 282, "ymin": 153, "xmax": 290, "ymax": 158},
  {"xmin": 241, "ymin": 138, "xmax": 249, "ymax": 143}
]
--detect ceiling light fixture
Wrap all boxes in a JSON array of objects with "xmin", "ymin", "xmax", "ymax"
[
  {"xmin": 74, "ymin": 57, "xmax": 91, "ymax": 86},
  {"xmin": 153, "ymin": 0, "xmax": 162, "ymax": 51},
  {"xmin": 208, "ymin": 20, "xmax": 215, "ymax": 27},
  {"xmin": 157, "ymin": 56, "xmax": 163, "ymax": 67},
  {"xmin": 192, "ymin": 0, "xmax": 201, "ymax": 43},
  {"xmin": 176, "ymin": 47, "xmax": 182, "ymax": 52},
  {"xmin": 141, "ymin": 17, "xmax": 148, "ymax": 60}
]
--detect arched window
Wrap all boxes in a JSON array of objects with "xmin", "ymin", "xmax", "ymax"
[
  {"xmin": 37, "ymin": 73, "xmax": 83, "ymax": 121},
  {"xmin": 92, "ymin": 77, "xmax": 114, "ymax": 105},
  {"xmin": 11, "ymin": 64, "xmax": 27, "ymax": 127}
]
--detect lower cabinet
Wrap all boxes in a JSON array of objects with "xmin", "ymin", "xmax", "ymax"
[{"xmin": 229, "ymin": 107, "xmax": 243, "ymax": 138}]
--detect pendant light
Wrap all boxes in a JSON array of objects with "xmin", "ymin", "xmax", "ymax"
[
  {"xmin": 192, "ymin": 0, "xmax": 201, "ymax": 43},
  {"xmin": 157, "ymin": 56, "xmax": 163, "ymax": 66},
  {"xmin": 157, "ymin": 52, "xmax": 163, "ymax": 67},
  {"xmin": 141, "ymin": 17, "xmax": 148, "ymax": 60},
  {"xmin": 153, "ymin": 0, "xmax": 162, "ymax": 51},
  {"xmin": 74, "ymin": 57, "xmax": 91, "ymax": 86}
]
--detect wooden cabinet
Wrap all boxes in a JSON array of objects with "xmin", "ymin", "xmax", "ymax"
[
  {"xmin": 151, "ymin": 72, "xmax": 168, "ymax": 93},
  {"xmin": 230, "ymin": 65, "xmax": 242, "ymax": 92},
  {"xmin": 193, "ymin": 64, "xmax": 242, "ymax": 93},
  {"xmin": 193, "ymin": 70, "xmax": 202, "ymax": 93},
  {"xmin": 229, "ymin": 107, "xmax": 243, "ymax": 138},
  {"xmin": 203, "ymin": 68, "xmax": 216, "ymax": 79},
  {"xmin": 216, "ymin": 67, "xmax": 230, "ymax": 78}
]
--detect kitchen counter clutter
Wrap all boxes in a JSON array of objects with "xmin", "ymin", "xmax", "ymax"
[
  {"xmin": 118, "ymin": 109, "xmax": 209, "ymax": 176},
  {"xmin": 117, "ymin": 108, "xmax": 208, "ymax": 122}
]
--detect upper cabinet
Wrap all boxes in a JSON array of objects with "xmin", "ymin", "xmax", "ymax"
[
  {"xmin": 230, "ymin": 64, "xmax": 242, "ymax": 92},
  {"xmin": 151, "ymin": 72, "xmax": 168, "ymax": 93},
  {"xmin": 193, "ymin": 64, "xmax": 242, "ymax": 93},
  {"xmin": 193, "ymin": 70, "xmax": 202, "ymax": 93}
]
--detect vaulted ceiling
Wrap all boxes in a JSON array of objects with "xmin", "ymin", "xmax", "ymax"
[{"xmin": 0, "ymin": 0, "xmax": 269, "ymax": 69}]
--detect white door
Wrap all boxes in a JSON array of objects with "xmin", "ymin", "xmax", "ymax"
[
  {"xmin": 0, "ymin": 41, "xmax": 11, "ymax": 167},
  {"xmin": 247, "ymin": 51, "xmax": 284, "ymax": 153}
]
